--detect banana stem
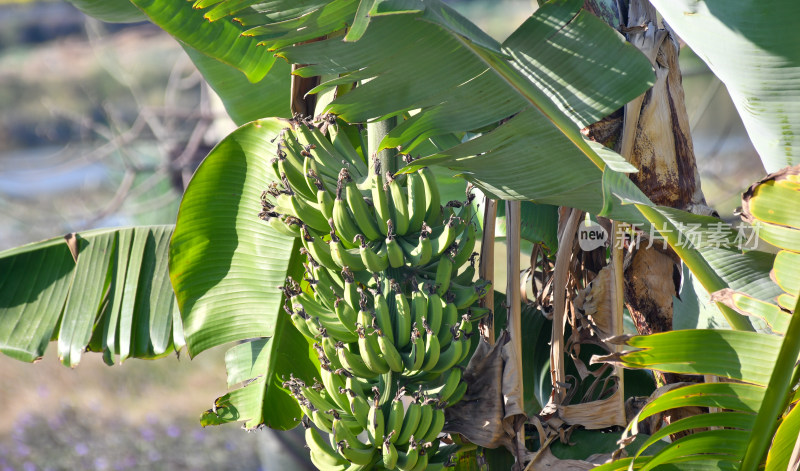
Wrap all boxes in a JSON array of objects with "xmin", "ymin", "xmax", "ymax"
[
  {"xmin": 479, "ymin": 197, "xmax": 497, "ymax": 344},
  {"xmin": 368, "ymin": 117, "xmax": 398, "ymax": 174},
  {"xmin": 505, "ymin": 200, "xmax": 525, "ymax": 454}
]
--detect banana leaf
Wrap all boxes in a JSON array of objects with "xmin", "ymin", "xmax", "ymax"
[{"xmin": 0, "ymin": 226, "xmax": 182, "ymax": 366}]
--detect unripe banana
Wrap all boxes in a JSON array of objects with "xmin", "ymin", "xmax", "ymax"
[
  {"xmin": 410, "ymin": 282, "xmax": 428, "ymax": 329},
  {"xmin": 306, "ymin": 425, "xmax": 349, "ymax": 471},
  {"xmin": 301, "ymin": 225, "xmax": 337, "ymax": 271},
  {"xmin": 332, "ymin": 175, "xmax": 361, "ymax": 248},
  {"xmin": 411, "ymin": 401, "xmax": 434, "ymax": 447},
  {"xmin": 370, "ymin": 161, "xmax": 391, "ymax": 237},
  {"xmin": 452, "ymin": 222, "xmax": 477, "ymax": 269},
  {"xmin": 406, "ymin": 169, "xmax": 428, "ymax": 234},
  {"xmin": 385, "ymin": 394, "xmax": 405, "ymax": 444},
  {"xmin": 420, "ymin": 405, "xmax": 445, "ymax": 444},
  {"xmin": 376, "ymin": 329, "xmax": 404, "ymax": 373},
  {"xmin": 334, "ymin": 297, "xmax": 357, "ymax": 333},
  {"xmin": 382, "ymin": 436, "xmax": 399, "ymax": 469},
  {"xmin": 398, "ymin": 225, "xmax": 432, "ymax": 266},
  {"xmin": 445, "ymin": 381, "xmax": 468, "ymax": 407},
  {"xmin": 385, "ymin": 221, "xmax": 405, "ymax": 268},
  {"xmin": 401, "ymin": 327, "xmax": 426, "ymax": 374},
  {"xmin": 278, "ymin": 151, "xmax": 315, "ymax": 202},
  {"xmin": 372, "ymin": 286, "xmax": 394, "ymax": 344},
  {"xmin": 391, "ymin": 280, "xmax": 412, "ymax": 349},
  {"xmin": 337, "ymin": 341, "xmax": 379, "ymax": 379},
  {"xmin": 329, "ymin": 232, "xmax": 367, "ymax": 271},
  {"xmin": 434, "ymin": 253, "xmax": 454, "ymax": 296},
  {"xmin": 320, "ymin": 365, "xmax": 352, "ymax": 412},
  {"xmin": 395, "ymin": 438, "xmax": 420, "ymax": 470},
  {"xmin": 438, "ymin": 301, "xmax": 459, "ymax": 348},
  {"xmin": 356, "ymin": 235, "xmax": 389, "ymax": 273},
  {"xmin": 418, "ymin": 166, "xmax": 442, "ymax": 227},
  {"xmin": 421, "ymin": 324, "xmax": 441, "ymax": 372},
  {"xmin": 367, "ymin": 395, "xmax": 385, "ymax": 445},
  {"xmin": 426, "ymin": 290, "xmax": 444, "ymax": 336},
  {"xmin": 386, "ymin": 172, "xmax": 410, "ymax": 235},
  {"xmin": 336, "ymin": 440, "xmax": 376, "ymax": 466},
  {"xmin": 357, "ymin": 324, "xmax": 390, "ymax": 375},
  {"xmin": 429, "ymin": 215, "xmax": 459, "ymax": 257},
  {"xmin": 340, "ymin": 172, "xmax": 381, "ymax": 242}
]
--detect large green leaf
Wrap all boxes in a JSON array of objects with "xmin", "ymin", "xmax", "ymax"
[
  {"xmin": 183, "ymin": 46, "xmax": 292, "ymax": 126},
  {"xmin": 130, "ymin": 0, "xmax": 277, "ymax": 83},
  {"xmin": 765, "ymin": 395, "xmax": 800, "ymax": 471},
  {"xmin": 201, "ymin": 241, "xmax": 320, "ymax": 430},
  {"xmin": 282, "ymin": 0, "xmax": 653, "ymax": 220},
  {"xmin": 169, "ymin": 118, "xmax": 295, "ymax": 357},
  {"xmin": 0, "ymin": 226, "xmax": 182, "ymax": 366},
  {"xmin": 650, "ymin": 0, "xmax": 800, "ymax": 173},
  {"xmin": 66, "ymin": 0, "xmax": 147, "ymax": 23},
  {"xmin": 616, "ymin": 329, "xmax": 782, "ymax": 386}
]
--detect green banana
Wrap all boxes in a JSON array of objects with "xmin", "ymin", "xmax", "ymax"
[
  {"xmin": 410, "ymin": 283, "xmax": 428, "ymax": 329},
  {"xmin": 408, "ymin": 450, "xmax": 428, "ymax": 471},
  {"xmin": 357, "ymin": 235, "xmax": 389, "ymax": 273},
  {"xmin": 429, "ymin": 215, "xmax": 459, "ymax": 256},
  {"xmin": 337, "ymin": 341, "xmax": 379, "ymax": 379},
  {"xmin": 398, "ymin": 227, "xmax": 432, "ymax": 267},
  {"xmin": 392, "ymin": 280, "xmax": 412, "ymax": 349},
  {"xmin": 445, "ymin": 381, "xmax": 468, "ymax": 407},
  {"xmin": 317, "ymin": 187, "xmax": 335, "ymax": 221},
  {"xmin": 278, "ymin": 150, "xmax": 315, "ymax": 201},
  {"xmin": 396, "ymin": 401, "xmax": 421, "ymax": 446},
  {"xmin": 367, "ymin": 394, "xmax": 385, "ymax": 445},
  {"xmin": 306, "ymin": 425, "xmax": 349, "ymax": 471},
  {"xmin": 337, "ymin": 440, "xmax": 376, "ymax": 466},
  {"xmin": 437, "ymin": 301, "xmax": 459, "ymax": 348},
  {"xmin": 385, "ymin": 394, "xmax": 405, "ymax": 444},
  {"xmin": 395, "ymin": 439, "xmax": 420, "ymax": 470},
  {"xmin": 332, "ymin": 173, "xmax": 361, "ymax": 247},
  {"xmin": 386, "ymin": 172, "xmax": 410, "ymax": 235},
  {"xmin": 376, "ymin": 330, "xmax": 404, "ymax": 373},
  {"xmin": 452, "ymin": 222, "xmax": 477, "ymax": 269},
  {"xmin": 385, "ymin": 222, "xmax": 405, "ymax": 268},
  {"xmin": 320, "ymin": 365, "xmax": 352, "ymax": 412},
  {"xmin": 430, "ymin": 366, "xmax": 462, "ymax": 401},
  {"xmin": 426, "ymin": 290, "xmax": 444, "ymax": 336},
  {"xmin": 382, "ymin": 436, "xmax": 399, "ymax": 469},
  {"xmin": 370, "ymin": 161, "xmax": 391, "ymax": 236},
  {"xmin": 401, "ymin": 327, "xmax": 426, "ymax": 373},
  {"xmin": 420, "ymin": 405, "xmax": 445, "ymax": 443},
  {"xmin": 334, "ymin": 297, "xmax": 358, "ymax": 333},
  {"xmin": 329, "ymin": 122, "xmax": 368, "ymax": 178},
  {"xmin": 332, "ymin": 416, "xmax": 370, "ymax": 451},
  {"xmin": 451, "ymin": 261, "xmax": 476, "ymax": 286},
  {"xmin": 421, "ymin": 325, "xmax": 441, "ymax": 372},
  {"xmin": 372, "ymin": 286, "xmax": 394, "ymax": 344},
  {"xmin": 411, "ymin": 401, "xmax": 434, "ymax": 447},
  {"xmin": 357, "ymin": 323, "xmax": 390, "ymax": 375},
  {"xmin": 418, "ymin": 166, "xmax": 442, "ymax": 227},
  {"xmin": 301, "ymin": 226, "xmax": 337, "ymax": 271},
  {"xmin": 449, "ymin": 279, "xmax": 492, "ymax": 310},
  {"xmin": 406, "ymin": 169, "xmax": 428, "ymax": 234},
  {"xmin": 433, "ymin": 253, "xmax": 454, "ymax": 296},
  {"xmin": 330, "ymin": 232, "xmax": 367, "ymax": 271},
  {"xmin": 342, "ymin": 171, "xmax": 382, "ymax": 241}
]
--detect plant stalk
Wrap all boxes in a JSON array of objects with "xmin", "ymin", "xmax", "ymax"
[
  {"xmin": 740, "ymin": 291, "xmax": 800, "ymax": 470},
  {"xmin": 480, "ymin": 197, "xmax": 497, "ymax": 344},
  {"xmin": 368, "ymin": 117, "xmax": 398, "ymax": 174}
]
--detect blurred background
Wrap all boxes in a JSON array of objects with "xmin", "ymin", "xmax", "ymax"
[{"xmin": 0, "ymin": 0, "xmax": 765, "ymax": 469}]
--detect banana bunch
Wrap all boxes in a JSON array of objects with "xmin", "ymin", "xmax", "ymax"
[{"xmin": 262, "ymin": 118, "xmax": 491, "ymax": 470}]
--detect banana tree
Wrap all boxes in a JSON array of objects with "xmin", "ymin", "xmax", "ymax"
[{"xmin": 1, "ymin": 0, "xmax": 799, "ymax": 469}]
